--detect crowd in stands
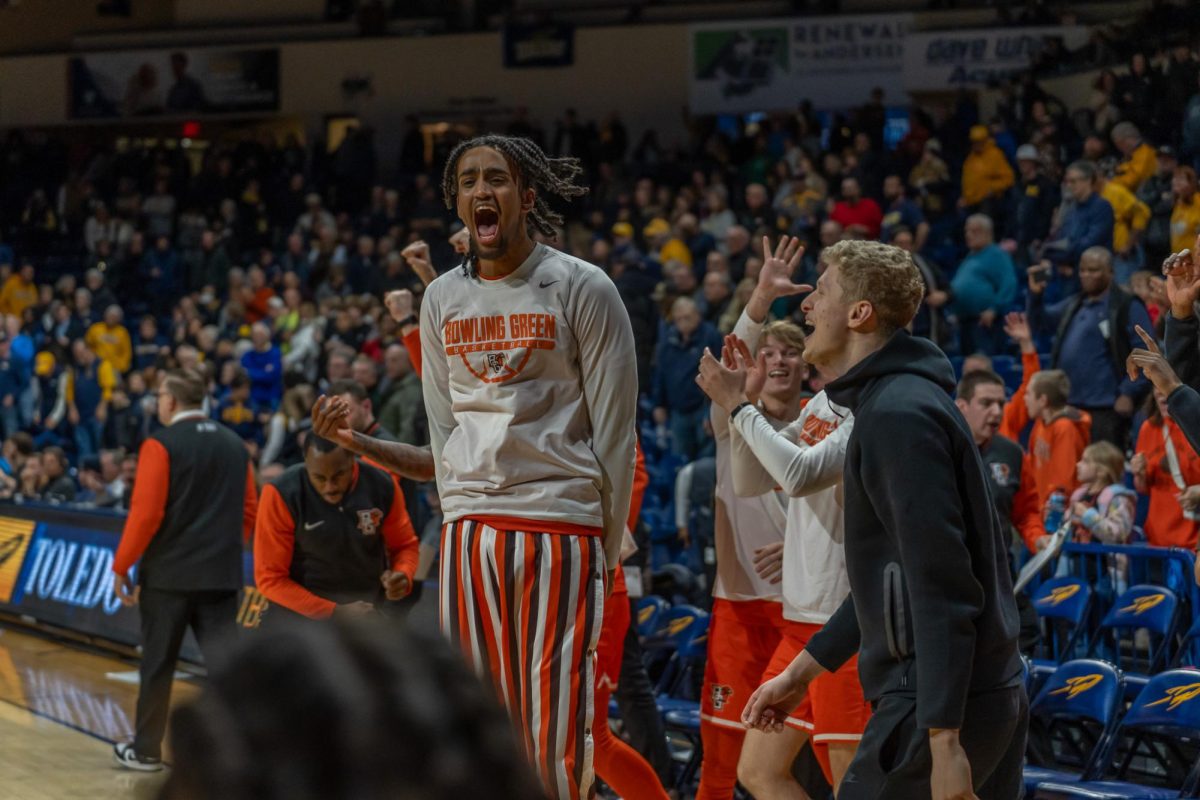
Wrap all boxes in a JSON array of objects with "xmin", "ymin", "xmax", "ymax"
[{"xmin": 3, "ymin": 41, "xmax": 1200, "ymax": 568}]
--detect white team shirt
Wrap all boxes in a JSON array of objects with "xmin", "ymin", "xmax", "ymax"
[
  {"xmin": 731, "ymin": 389, "xmax": 853, "ymax": 624},
  {"xmin": 420, "ymin": 244, "xmax": 638, "ymax": 568}
]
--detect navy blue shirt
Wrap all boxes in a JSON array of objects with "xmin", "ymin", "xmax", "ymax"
[
  {"xmin": 652, "ymin": 321, "xmax": 723, "ymax": 413},
  {"xmin": 880, "ymin": 197, "xmax": 925, "ymax": 244},
  {"xmin": 1030, "ymin": 289, "xmax": 1153, "ymax": 407}
]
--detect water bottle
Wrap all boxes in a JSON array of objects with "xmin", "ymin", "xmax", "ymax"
[{"xmin": 1044, "ymin": 490, "xmax": 1067, "ymax": 533}]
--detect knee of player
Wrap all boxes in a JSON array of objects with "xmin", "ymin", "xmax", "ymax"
[{"xmin": 736, "ymin": 751, "xmax": 784, "ymax": 794}]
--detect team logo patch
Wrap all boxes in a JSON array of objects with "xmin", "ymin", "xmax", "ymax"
[
  {"xmin": 1038, "ymin": 584, "xmax": 1081, "ymax": 606},
  {"xmin": 710, "ymin": 684, "xmax": 734, "ymax": 710},
  {"xmin": 1147, "ymin": 683, "xmax": 1200, "ymax": 711},
  {"xmin": 442, "ymin": 313, "xmax": 559, "ymax": 384},
  {"xmin": 356, "ymin": 509, "xmax": 384, "ymax": 536},
  {"xmin": 1049, "ymin": 674, "xmax": 1104, "ymax": 700},
  {"xmin": 1120, "ymin": 594, "xmax": 1166, "ymax": 615},
  {"xmin": 990, "ymin": 462, "xmax": 1012, "ymax": 486}
]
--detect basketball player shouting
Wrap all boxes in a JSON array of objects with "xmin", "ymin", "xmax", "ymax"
[
  {"xmin": 739, "ymin": 241, "xmax": 1026, "ymax": 800},
  {"xmin": 421, "ymin": 135, "xmax": 637, "ymax": 800}
]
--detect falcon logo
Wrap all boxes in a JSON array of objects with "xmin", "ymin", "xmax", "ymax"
[
  {"xmin": 1146, "ymin": 683, "xmax": 1200, "ymax": 711},
  {"xmin": 0, "ymin": 518, "xmax": 35, "ymax": 604},
  {"xmin": 638, "ymin": 605, "xmax": 656, "ymax": 625},
  {"xmin": 1120, "ymin": 594, "xmax": 1166, "ymax": 615},
  {"xmin": 443, "ymin": 313, "xmax": 558, "ymax": 384},
  {"xmin": 1038, "ymin": 584, "xmax": 1082, "ymax": 606},
  {"xmin": 667, "ymin": 616, "xmax": 695, "ymax": 636},
  {"xmin": 1049, "ymin": 674, "xmax": 1105, "ymax": 699},
  {"xmin": 710, "ymin": 684, "xmax": 734, "ymax": 710},
  {"xmin": 990, "ymin": 462, "xmax": 1012, "ymax": 486},
  {"xmin": 356, "ymin": 509, "xmax": 383, "ymax": 536}
]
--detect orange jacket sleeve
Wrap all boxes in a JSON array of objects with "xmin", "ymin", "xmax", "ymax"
[
  {"xmin": 242, "ymin": 462, "xmax": 258, "ymax": 544},
  {"xmin": 113, "ymin": 438, "xmax": 170, "ymax": 576},
  {"xmin": 1047, "ymin": 421, "xmax": 1085, "ymax": 497},
  {"xmin": 999, "ymin": 351, "xmax": 1039, "ymax": 442},
  {"xmin": 1014, "ymin": 459, "xmax": 1045, "ymax": 554},
  {"xmin": 382, "ymin": 475, "xmax": 420, "ymax": 580},
  {"xmin": 403, "ymin": 328, "xmax": 422, "ymax": 378},
  {"xmin": 253, "ymin": 484, "xmax": 337, "ymax": 619},
  {"xmin": 626, "ymin": 440, "xmax": 649, "ymax": 532}
]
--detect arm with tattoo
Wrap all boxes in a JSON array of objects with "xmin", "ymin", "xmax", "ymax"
[{"xmin": 348, "ymin": 432, "xmax": 436, "ymax": 482}]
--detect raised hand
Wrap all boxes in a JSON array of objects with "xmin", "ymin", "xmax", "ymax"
[
  {"xmin": 401, "ymin": 240, "xmax": 437, "ymax": 287},
  {"xmin": 384, "ymin": 289, "xmax": 415, "ymax": 324},
  {"xmin": 1125, "ymin": 325, "xmax": 1183, "ymax": 397},
  {"xmin": 728, "ymin": 334, "xmax": 766, "ymax": 405},
  {"xmin": 312, "ymin": 395, "xmax": 356, "ymax": 447},
  {"xmin": 696, "ymin": 344, "xmax": 747, "ymax": 413},
  {"xmin": 1162, "ymin": 234, "xmax": 1200, "ymax": 319},
  {"xmin": 757, "ymin": 235, "xmax": 811, "ymax": 301}
]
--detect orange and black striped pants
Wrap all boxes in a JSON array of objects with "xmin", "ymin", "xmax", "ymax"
[{"xmin": 440, "ymin": 519, "xmax": 605, "ymax": 800}]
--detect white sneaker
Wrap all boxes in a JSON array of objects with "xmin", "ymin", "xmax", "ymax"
[{"xmin": 113, "ymin": 742, "xmax": 163, "ymax": 772}]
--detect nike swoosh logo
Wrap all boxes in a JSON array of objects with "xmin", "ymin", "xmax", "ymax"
[
  {"xmin": 539, "ymin": 280, "xmax": 559, "ymax": 289},
  {"xmin": 304, "ymin": 521, "xmax": 325, "ymax": 531}
]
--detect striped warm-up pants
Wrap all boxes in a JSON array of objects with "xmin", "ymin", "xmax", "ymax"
[{"xmin": 440, "ymin": 518, "xmax": 605, "ymax": 800}]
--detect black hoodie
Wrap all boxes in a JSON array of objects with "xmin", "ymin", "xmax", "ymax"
[{"xmin": 805, "ymin": 331, "xmax": 1022, "ymax": 730}]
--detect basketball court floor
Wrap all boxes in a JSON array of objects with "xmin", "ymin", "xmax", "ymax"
[{"xmin": 0, "ymin": 623, "xmax": 197, "ymax": 799}]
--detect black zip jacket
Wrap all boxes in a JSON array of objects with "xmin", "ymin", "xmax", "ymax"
[
  {"xmin": 1163, "ymin": 311, "xmax": 1200, "ymax": 456},
  {"xmin": 805, "ymin": 331, "xmax": 1022, "ymax": 729}
]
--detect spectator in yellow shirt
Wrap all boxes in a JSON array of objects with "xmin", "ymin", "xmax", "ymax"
[
  {"xmin": 644, "ymin": 217, "xmax": 692, "ymax": 269},
  {"xmin": 1097, "ymin": 164, "xmax": 1151, "ymax": 285},
  {"xmin": 1171, "ymin": 166, "xmax": 1200, "ymax": 255},
  {"xmin": 85, "ymin": 305, "xmax": 132, "ymax": 374},
  {"xmin": 0, "ymin": 263, "xmax": 38, "ymax": 318},
  {"xmin": 960, "ymin": 125, "xmax": 1015, "ymax": 211},
  {"xmin": 1111, "ymin": 122, "xmax": 1157, "ymax": 193}
]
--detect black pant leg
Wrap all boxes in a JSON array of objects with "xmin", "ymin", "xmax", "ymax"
[
  {"xmin": 614, "ymin": 601, "xmax": 673, "ymax": 786},
  {"xmin": 134, "ymin": 588, "xmax": 191, "ymax": 759},
  {"xmin": 972, "ymin": 687, "xmax": 1029, "ymax": 800},
  {"xmin": 187, "ymin": 590, "xmax": 240, "ymax": 674}
]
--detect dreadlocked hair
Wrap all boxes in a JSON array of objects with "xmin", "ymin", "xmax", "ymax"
[{"xmin": 440, "ymin": 134, "xmax": 588, "ymax": 276}]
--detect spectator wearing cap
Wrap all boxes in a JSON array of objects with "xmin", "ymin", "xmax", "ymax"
[
  {"xmin": 880, "ymin": 174, "xmax": 928, "ymax": 251},
  {"xmin": 241, "ymin": 323, "xmax": 283, "ymax": 411},
  {"xmin": 948, "ymin": 214, "xmax": 1017, "ymax": 355},
  {"xmin": 217, "ymin": 371, "xmax": 265, "ymax": 446},
  {"xmin": 0, "ymin": 262, "xmax": 37, "ymax": 318},
  {"xmin": 1171, "ymin": 166, "xmax": 1200, "ymax": 255},
  {"xmin": 828, "ymin": 176, "xmax": 882, "ymax": 240},
  {"xmin": 86, "ymin": 305, "xmax": 133, "ymax": 374},
  {"xmin": 1096, "ymin": 162, "xmax": 1151, "ymax": 286},
  {"xmin": 960, "ymin": 124, "xmax": 1015, "ymax": 213},
  {"xmin": 1110, "ymin": 121, "xmax": 1158, "ymax": 193},
  {"xmin": 1139, "ymin": 146, "xmax": 1181, "ymax": 268},
  {"xmin": 645, "ymin": 218, "xmax": 691, "ymax": 270},
  {"xmin": 1005, "ymin": 145, "xmax": 1060, "ymax": 268}
]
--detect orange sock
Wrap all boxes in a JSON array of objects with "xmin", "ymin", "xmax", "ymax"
[
  {"xmin": 694, "ymin": 717, "xmax": 747, "ymax": 800},
  {"xmin": 593, "ymin": 685, "xmax": 670, "ymax": 800}
]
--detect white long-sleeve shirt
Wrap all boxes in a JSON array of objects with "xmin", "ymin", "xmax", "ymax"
[
  {"xmin": 420, "ymin": 244, "xmax": 637, "ymax": 568},
  {"xmin": 710, "ymin": 311, "xmax": 788, "ymax": 602},
  {"xmin": 731, "ymin": 390, "xmax": 853, "ymax": 623}
]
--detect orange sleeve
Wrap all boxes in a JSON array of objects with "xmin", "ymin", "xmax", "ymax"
[
  {"xmin": 113, "ymin": 439, "xmax": 171, "ymax": 576},
  {"xmin": 1014, "ymin": 460, "xmax": 1045, "ymax": 554},
  {"xmin": 1047, "ymin": 422, "xmax": 1085, "ymax": 496},
  {"xmin": 627, "ymin": 439, "xmax": 649, "ymax": 532},
  {"xmin": 242, "ymin": 462, "xmax": 258, "ymax": 544},
  {"xmin": 403, "ymin": 328, "xmax": 422, "ymax": 378},
  {"xmin": 382, "ymin": 475, "xmax": 420, "ymax": 580},
  {"xmin": 999, "ymin": 351, "xmax": 1039, "ymax": 442},
  {"xmin": 253, "ymin": 484, "xmax": 336, "ymax": 619}
]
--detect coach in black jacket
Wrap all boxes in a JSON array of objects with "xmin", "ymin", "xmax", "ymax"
[
  {"xmin": 111, "ymin": 368, "xmax": 258, "ymax": 771},
  {"xmin": 738, "ymin": 240, "xmax": 1025, "ymax": 800}
]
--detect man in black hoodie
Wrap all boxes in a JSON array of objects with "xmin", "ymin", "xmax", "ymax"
[{"xmin": 741, "ymin": 240, "xmax": 1025, "ymax": 799}]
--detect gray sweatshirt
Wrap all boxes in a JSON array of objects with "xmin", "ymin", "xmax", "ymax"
[{"xmin": 420, "ymin": 244, "xmax": 638, "ymax": 568}]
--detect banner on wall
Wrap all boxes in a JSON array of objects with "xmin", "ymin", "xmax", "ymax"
[
  {"xmin": 902, "ymin": 26, "xmax": 1090, "ymax": 91},
  {"xmin": 0, "ymin": 510, "xmax": 263, "ymax": 660},
  {"xmin": 68, "ymin": 47, "xmax": 280, "ymax": 119},
  {"xmin": 689, "ymin": 13, "xmax": 913, "ymax": 114},
  {"xmin": 503, "ymin": 22, "xmax": 575, "ymax": 68}
]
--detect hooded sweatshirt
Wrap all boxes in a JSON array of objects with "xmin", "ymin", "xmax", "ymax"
[{"xmin": 804, "ymin": 332, "xmax": 1022, "ymax": 731}]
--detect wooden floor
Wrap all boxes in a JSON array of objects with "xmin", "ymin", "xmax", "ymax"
[{"xmin": 0, "ymin": 624, "xmax": 200, "ymax": 800}]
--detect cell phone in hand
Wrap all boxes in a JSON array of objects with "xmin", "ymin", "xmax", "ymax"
[{"xmin": 1029, "ymin": 263, "xmax": 1051, "ymax": 286}]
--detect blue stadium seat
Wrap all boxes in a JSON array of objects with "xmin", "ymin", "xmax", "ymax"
[
  {"xmin": 635, "ymin": 595, "xmax": 670, "ymax": 639},
  {"xmin": 1173, "ymin": 615, "xmax": 1200, "ymax": 670},
  {"xmin": 1088, "ymin": 585, "xmax": 1180, "ymax": 695},
  {"xmin": 663, "ymin": 706, "xmax": 703, "ymax": 792},
  {"xmin": 1032, "ymin": 576, "xmax": 1094, "ymax": 669},
  {"xmin": 1034, "ymin": 668, "xmax": 1200, "ymax": 799},
  {"xmin": 1024, "ymin": 659, "xmax": 1125, "ymax": 795}
]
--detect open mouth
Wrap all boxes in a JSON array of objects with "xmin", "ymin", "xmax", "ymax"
[
  {"xmin": 474, "ymin": 206, "xmax": 500, "ymax": 246},
  {"xmin": 767, "ymin": 369, "xmax": 789, "ymax": 379}
]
